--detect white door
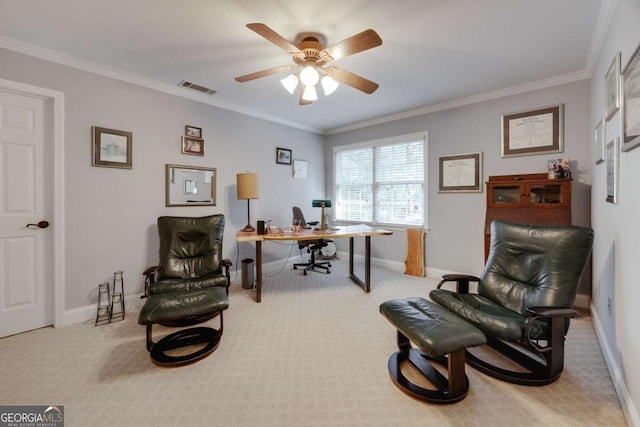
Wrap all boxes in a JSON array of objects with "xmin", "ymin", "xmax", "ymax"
[{"xmin": 0, "ymin": 89, "xmax": 52, "ymax": 338}]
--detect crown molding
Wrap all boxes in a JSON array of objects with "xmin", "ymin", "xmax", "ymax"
[
  {"xmin": 0, "ymin": 35, "xmax": 323, "ymax": 134},
  {"xmin": 325, "ymin": 70, "xmax": 590, "ymax": 135},
  {"xmin": 584, "ymin": 0, "xmax": 618, "ymax": 77}
]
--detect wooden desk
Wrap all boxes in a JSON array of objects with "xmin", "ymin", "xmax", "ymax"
[{"xmin": 236, "ymin": 224, "xmax": 393, "ymax": 302}]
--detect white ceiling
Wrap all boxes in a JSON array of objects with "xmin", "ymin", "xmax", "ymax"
[{"xmin": 0, "ymin": 0, "xmax": 605, "ymax": 134}]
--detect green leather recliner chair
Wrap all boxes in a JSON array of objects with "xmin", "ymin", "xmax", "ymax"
[
  {"xmin": 430, "ymin": 220, "xmax": 594, "ymax": 385},
  {"xmin": 138, "ymin": 214, "xmax": 232, "ymax": 365}
]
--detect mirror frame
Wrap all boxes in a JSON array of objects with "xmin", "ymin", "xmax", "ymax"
[{"xmin": 165, "ymin": 164, "xmax": 217, "ymax": 207}]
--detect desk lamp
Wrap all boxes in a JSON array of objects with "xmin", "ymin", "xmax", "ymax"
[
  {"xmin": 237, "ymin": 172, "xmax": 259, "ymax": 232},
  {"xmin": 312, "ymin": 199, "xmax": 332, "ymax": 231}
]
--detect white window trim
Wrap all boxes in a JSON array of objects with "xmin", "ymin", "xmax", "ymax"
[{"xmin": 332, "ymin": 131, "xmax": 428, "ymax": 229}]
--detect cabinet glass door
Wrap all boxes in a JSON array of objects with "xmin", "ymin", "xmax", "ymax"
[
  {"xmin": 529, "ymin": 183, "xmax": 563, "ymax": 204},
  {"xmin": 492, "ymin": 185, "xmax": 520, "ymax": 204}
]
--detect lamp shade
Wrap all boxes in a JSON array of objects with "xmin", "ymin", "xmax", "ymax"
[{"xmin": 237, "ymin": 173, "xmax": 259, "ymax": 199}]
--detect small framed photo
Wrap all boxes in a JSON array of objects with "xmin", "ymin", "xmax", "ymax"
[
  {"xmin": 501, "ymin": 104, "xmax": 563, "ymax": 157},
  {"xmin": 606, "ymin": 137, "xmax": 618, "ymax": 204},
  {"xmin": 293, "ymin": 159, "xmax": 308, "ymax": 179},
  {"xmin": 185, "ymin": 125, "xmax": 202, "ymax": 138},
  {"xmin": 605, "ymin": 52, "xmax": 621, "ymax": 121},
  {"xmin": 594, "ymin": 119, "xmax": 604, "ymax": 164},
  {"xmin": 92, "ymin": 126, "xmax": 132, "ymax": 169},
  {"xmin": 276, "ymin": 147, "xmax": 292, "ymax": 165},
  {"xmin": 182, "ymin": 136, "xmax": 204, "ymax": 156},
  {"xmin": 184, "ymin": 179, "xmax": 197, "ymax": 195},
  {"xmin": 438, "ymin": 152, "xmax": 482, "ymax": 192},
  {"xmin": 621, "ymin": 42, "xmax": 640, "ymax": 152}
]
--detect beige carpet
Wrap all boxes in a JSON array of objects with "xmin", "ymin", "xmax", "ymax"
[{"xmin": 0, "ymin": 260, "xmax": 627, "ymax": 426}]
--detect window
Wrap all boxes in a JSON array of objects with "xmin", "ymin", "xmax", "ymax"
[{"xmin": 334, "ymin": 133, "xmax": 426, "ymax": 227}]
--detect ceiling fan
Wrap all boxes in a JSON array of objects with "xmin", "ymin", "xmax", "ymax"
[{"xmin": 235, "ymin": 23, "xmax": 382, "ymax": 105}]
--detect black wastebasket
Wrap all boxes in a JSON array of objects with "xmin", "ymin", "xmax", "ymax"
[{"xmin": 241, "ymin": 258, "xmax": 254, "ymax": 289}]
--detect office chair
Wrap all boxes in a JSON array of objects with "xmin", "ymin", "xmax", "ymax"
[{"xmin": 292, "ymin": 206, "xmax": 332, "ymax": 275}]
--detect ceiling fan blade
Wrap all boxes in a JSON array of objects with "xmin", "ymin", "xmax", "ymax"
[
  {"xmin": 328, "ymin": 67, "xmax": 379, "ymax": 94},
  {"xmin": 299, "ymin": 85, "xmax": 313, "ymax": 105},
  {"xmin": 320, "ymin": 29, "xmax": 382, "ymax": 62},
  {"xmin": 246, "ymin": 23, "xmax": 304, "ymax": 58},
  {"xmin": 235, "ymin": 65, "xmax": 294, "ymax": 82}
]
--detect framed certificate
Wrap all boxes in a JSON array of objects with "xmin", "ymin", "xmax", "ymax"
[
  {"xmin": 621, "ymin": 42, "xmax": 640, "ymax": 152},
  {"xmin": 438, "ymin": 152, "xmax": 482, "ymax": 192},
  {"xmin": 606, "ymin": 137, "xmax": 618, "ymax": 204},
  {"xmin": 501, "ymin": 105, "xmax": 563, "ymax": 157},
  {"xmin": 605, "ymin": 52, "xmax": 621, "ymax": 121}
]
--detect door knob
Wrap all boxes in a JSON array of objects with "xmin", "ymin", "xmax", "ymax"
[{"xmin": 26, "ymin": 221, "xmax": 50, "ymax": 229}]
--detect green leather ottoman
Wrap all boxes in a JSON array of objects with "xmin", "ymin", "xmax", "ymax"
[
  {"xmin": 138, "ymin": 287, "xmax": 229, "ymax": 366},
  {"xmin": 380, "ymin": 297, "xmax": 486, "ymax": 403}
]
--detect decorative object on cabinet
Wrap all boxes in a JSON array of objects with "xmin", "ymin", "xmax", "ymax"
[
  {"xmin": 185, "ymin": 125, "xmax": 202, "ymax": 138},
  {"xmin": 501, "ymin": 105, "xmax": 563, "ymax": 158},
  {"xmin": 181, "ymin": 136, "xmax": 204, "ymax": 155},
  {"xmin": 605, "ymin": 51, "xmax": 621, "ymax": 121},
  {"xmin": 547, "ymin": 158, "xmax": 571, "ymax": 179},
  {"xmin": 293, "ymin": 159, "xmax": 308, "ymax": 178},
  {"xmin": 606, "ymin": 138, "xmax": 618, "ymax": 204},
  {"xmin": 594, "ymin": 120, "xmax": 605, "ymax": 164},
  {"xmin": 165, "ymin": 164, "xmax": 216, "ymax": 207},
  {"xmin": 92, "ymin": 126, "xmax": 132, "ymax": 169},
  {"xmin": 438, "ymin": 152, "xmax": 482, "ymax": 192},
  {"xmin": 237, "ymin": 172, "xmax": 259, "ymax": 232},
  {"xmin": 621, "ymin": 42, "xmax": 640, "ymax": 152},
  {"xmin": 484, "ymin": 173, "xmax": 572, "ymax": 260},
  {"xmin": 276, "ymin": 147, "xmax": 292, "ymax": 165}
]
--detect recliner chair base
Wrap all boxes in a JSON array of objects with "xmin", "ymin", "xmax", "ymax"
[{"xmin": 146, "ymin": 319, "xmax": 222, "ymax": 367}]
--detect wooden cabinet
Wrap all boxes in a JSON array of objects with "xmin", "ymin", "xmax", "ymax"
[{"xmin": 484, "ymin": 173, "xmax": 572, "ymax": 259}]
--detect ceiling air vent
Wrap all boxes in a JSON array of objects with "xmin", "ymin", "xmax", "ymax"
[{"xmin": 178, "ymin": 80, "xmax": 216, "ymax": 95}]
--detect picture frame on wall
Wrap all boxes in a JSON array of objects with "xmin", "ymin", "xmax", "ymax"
[
  {"xmin": 621, "ymin": 42, "xmax": 640, "ymax": 152},
  {"xmin": 293, "ymin": 159, "xmax": 309, "ymax": 179},
  {"xmin": 181, "ymin": 136, "xmax": 204, "ymax": 156},
  {"xmin": 606, "ymin": 137, "xmax": 618, "ymax": 204},
  {"xmin": 276, "ymin": 147, "xmax": 292, "ymax": 165},
  {"xmin": 185, "ymin": 125, "xmax": 202, "ymax": 138},
  {"xmin": 438, "ymin": 152, "xmax": 482, "ymax": 192},
  {"xmin": 605, "ymin": 52, "xmax": 621, "ymax": 121},
  {"xmin": 594, "ymin": 119, "xmax": 604, "ymax": 164},
  {"xmin": 501, "ymin": 104, "xmax": 563, "ymax": 157},
  {"xmin": 92, "ymin": 126, "xmax": 133, "ymax": 169}
]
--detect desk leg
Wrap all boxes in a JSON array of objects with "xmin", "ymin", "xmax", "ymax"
[
  {"xmin": 348, "ymin": 236, "xmax": 371, "ymax": 293},
  {"xmin": 256, "ymin": 240, "xmax": 262, "ymax": 303}
]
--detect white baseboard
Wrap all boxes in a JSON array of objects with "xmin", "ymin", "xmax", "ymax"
[
  {"xmin": 591, "ymin": 303, "xmax": 639, "ymax": 427},
  {"xmin": 62, "ymin": 294, "xmax": 144, "ymax": 326}
]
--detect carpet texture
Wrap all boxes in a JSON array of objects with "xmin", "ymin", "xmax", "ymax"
[{"xmin": 0, "ymin": 261, "xmax": 626, "ymax": 426}]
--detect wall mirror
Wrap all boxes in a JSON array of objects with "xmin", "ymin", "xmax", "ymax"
[{"xmin": 165, "ymin": 164, "xmax": 216, "ymax": 207}]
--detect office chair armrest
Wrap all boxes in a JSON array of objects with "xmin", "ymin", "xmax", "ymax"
[
  {"xmin": 436, "ymin": 274, "xmax": 480, "ymax": 294},
  {"xmin": 306, "ymin": 221, "xmax": 319, "ymax": 226},
  {"xmin": 526, "ymin": 306, "xmax": 580, "ymax": 318}
]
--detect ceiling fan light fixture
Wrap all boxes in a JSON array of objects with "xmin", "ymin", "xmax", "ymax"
[
  {"xmin": 301, "ymin": 85, "xmax": 318, "ymax": 101},
  {"xmin": 299, "ymin": 64, "xmax": 320, "ymax": 87},
  {"xmin": 321, "ymin": 75, "xmax": 339, "ymax": 95},
  {"xmin": 280, "ymin": 74, "xmax": 299, "ymax": 94}
]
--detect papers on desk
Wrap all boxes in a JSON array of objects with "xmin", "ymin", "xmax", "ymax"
[{"xmin": 312, "ymin": 227, "xmax": 340, "ymax": 234}]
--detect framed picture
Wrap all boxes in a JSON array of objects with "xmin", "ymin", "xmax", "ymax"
[
  {"xmin": 276, "ymin": 147, "xmax": 292, "ymax": 165},
  {"xmin": 293, "ymin": 159, "xmax": 308, "ymax": 179},
  {"xmin": 594, "ymin": 120, "xmax": 604, "ymax": 164},
  {"xmin": 501, "ymin": 104, "xmax": 563, "ymax": 157},
  {"xmin": 92, "ymin": 126, "xmax": 132, "ymax": 169},
  {"xmin": 605, "ymin": 52, "xmax": 621, "ymax": 121},
  {"xmin": 185, "ymin": 125, "xmax": 202, "ymax": 138},
  {"xmin": 438, "ymin": 152, "xmax": 482, "ymax": 192},
  {"xmin": 182, "ymin": 136, "xmax": 204, "ymax": 156},
  {"xmin": 621, "ymin": 42, "xmax": 640, "ymax": 152},
  {"xmin": 606, "ymin": 137, "xmax": 618, "ymax": 204}
]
